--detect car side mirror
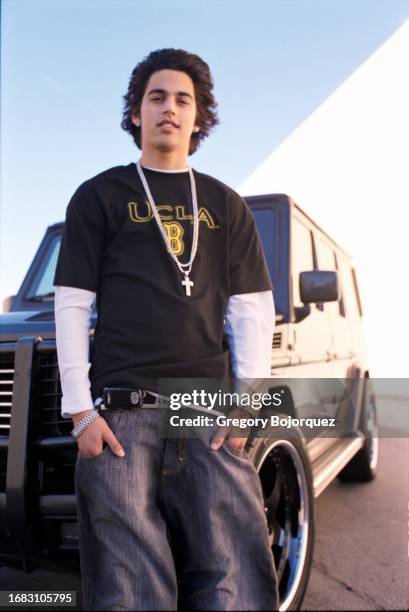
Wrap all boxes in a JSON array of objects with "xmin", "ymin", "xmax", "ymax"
[{"xmin": 300, "ymin": 270, "xmax": 339, "ymax": 303}]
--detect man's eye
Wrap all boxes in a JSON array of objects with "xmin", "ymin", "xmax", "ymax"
[
  {"xmin": 150, "ymin": 96, "xmax": 162, "ymax": 101},
  {"xmin": 178, "ymin": 99, "xmax": 189, "ymax": 105}
]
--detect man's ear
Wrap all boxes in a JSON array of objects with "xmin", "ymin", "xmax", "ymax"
[
  {"xmin": 193, "ymin": 126, "xmax": 200, "ymax": 133},
  {"xmin": 131, "ymin": 115, "xmax": 141, "ymax": 127}
]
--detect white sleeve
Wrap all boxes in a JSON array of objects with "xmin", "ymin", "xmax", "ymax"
[
  {"xmin": 224, "ymin": 290, "xmax": 275, "ymax": 379},
  {"xmin": 54, "ymin": 285, "xmax": 96, "ymax": 419}
]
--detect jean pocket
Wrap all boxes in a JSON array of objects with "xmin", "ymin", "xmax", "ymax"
[{"xmin": 78, "ymin": 410, "xmax": 124, "ymax": 462}]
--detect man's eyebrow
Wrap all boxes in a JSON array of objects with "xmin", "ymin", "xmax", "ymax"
[{"xmin": 147, "ymin": 88, "xmax": 194, "ymax": 99}]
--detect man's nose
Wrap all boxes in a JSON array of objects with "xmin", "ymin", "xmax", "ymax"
[{"xmin": 162, "ymin": 95, "xmax": 177, "ymax": 114}]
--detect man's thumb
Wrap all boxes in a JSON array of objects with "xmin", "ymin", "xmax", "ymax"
[{"xmin": 210, "ymin": 425, "xmax": 229, "ymax": 450}]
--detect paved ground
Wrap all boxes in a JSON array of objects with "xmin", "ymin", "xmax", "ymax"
[
  {"xmin": 0, "ymin": 435, "xmax": 407, "ymax": 610},
  {"xmin": 302, "ymin": 435, "xmax": 408, "ymax": 610}
]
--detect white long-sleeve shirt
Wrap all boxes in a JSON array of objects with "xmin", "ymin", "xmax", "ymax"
[{"xmin": 54, "ymin": 285, "xmax": 275, "ymax": 419}]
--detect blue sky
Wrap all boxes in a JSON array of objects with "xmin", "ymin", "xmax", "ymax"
[{"xmin": 1, "ymin": 0, "xmax": 408, "ymax": 303}]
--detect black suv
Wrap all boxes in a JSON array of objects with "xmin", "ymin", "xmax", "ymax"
[{"xmin": 0, "ymin": 193, "xmax": 378, "ymax": 610}]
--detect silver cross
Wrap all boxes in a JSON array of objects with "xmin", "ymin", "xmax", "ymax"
[{"xmin": 181, "ymin": 275, "xmax": 194, "ymax": 297}]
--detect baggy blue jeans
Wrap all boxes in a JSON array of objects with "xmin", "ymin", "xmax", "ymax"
[{"xmin": 75, "ymin": 407, "xmax": 279, "ymax": 610}]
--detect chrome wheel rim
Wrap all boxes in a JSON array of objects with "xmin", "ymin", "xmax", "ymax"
[
  {"xmin": 257, "ymin": 439, "xmax": 310, "ymax": 611},
  {"xmin": 366, "ymin": 392, "xmax": 379, "ymax": 470}
]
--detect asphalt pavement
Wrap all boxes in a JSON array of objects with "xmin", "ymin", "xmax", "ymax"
[{"xmin": 301, "ymin": 435, "xmax": 408, "ymax": 610}]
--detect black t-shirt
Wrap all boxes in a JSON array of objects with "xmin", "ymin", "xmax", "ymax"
[{"xmin": 53, "ymin": 163, "xmax": 272, "ymax": 400}]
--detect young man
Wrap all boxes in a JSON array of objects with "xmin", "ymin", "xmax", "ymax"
[{"xmin": 54, "ymin": 48, "xmax": 278, "ymax": 610}]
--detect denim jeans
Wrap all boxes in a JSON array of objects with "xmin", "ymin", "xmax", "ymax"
[{"xmin": 75, "ymin": 407, "xmax": 279, "ymax": 610}]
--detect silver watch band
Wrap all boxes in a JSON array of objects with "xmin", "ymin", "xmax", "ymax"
[{"xmin": 71, "ymin": 409, "xmax": 100, "ymax": 439}]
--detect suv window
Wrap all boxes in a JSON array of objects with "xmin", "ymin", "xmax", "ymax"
[
  {"xmin": 253, "ymin": 208, "xmax": 275, "ymax": 280},
  {"xmin": 252, "ymin": 208, "xmax": 285, "ymax": 316},
  {"xmin": 316, "ymin": 238, "xmax": 343, "ymax": 316},
  {"xmin": 27, "ymin": 236, "xmax": 61, "ymax": 299},
  {"xmin": 338, "ymin": 257, "xmax": 362, "ymax": 319},
  {"xmin": 292, "ymin": 218, "xmax": 313, "ymax": 308}
]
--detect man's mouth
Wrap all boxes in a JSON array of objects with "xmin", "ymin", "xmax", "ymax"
[{"xmin": 158, "ymin": 120, "xmax": 179, "ymax": 128}]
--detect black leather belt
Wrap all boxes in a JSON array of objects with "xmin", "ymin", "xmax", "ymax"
[
  {"xmin": 98, "ymin": 386, "xmax": 226, "ymax": 417},
  {"xmin": 100, "ymin": 387, "xmax": 170, "ymax": 411}
]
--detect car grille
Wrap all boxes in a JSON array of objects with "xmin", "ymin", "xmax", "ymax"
[
  {"xmin": 0, "ymin": 358, "xmax": 14, "ymax": 436},
  {"xmin": 273, "ymin": 332, "xmax": 282, "ymax": 350},
  {"xmin": 36, "ymin": 352, "xmax": 71, "ymax": 437},
  {"xmin": 0, "ymin": 356, "xmax": 14, "ymax": 491},
  {"xmin": 34, "ymin": 348, "xmax": 76, "ymax": 495}
]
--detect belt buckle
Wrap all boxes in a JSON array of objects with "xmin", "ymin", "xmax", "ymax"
[{"xmin": 129, "ymin": 389, "xmax": 144, "ymax": 409}]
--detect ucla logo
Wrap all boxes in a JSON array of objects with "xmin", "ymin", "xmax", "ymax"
[{"xmin": 127, "ymin": 200, "xmax": 219, "ymax": 256}]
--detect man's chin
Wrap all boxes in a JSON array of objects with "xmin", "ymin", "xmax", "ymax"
[
  {"xmin": 153, "ymin": 137, "xmax": 186, "ymax": 153},
  {"xmin": 156, "ymin": 143, "xmax": 177, "ymax": 152}
]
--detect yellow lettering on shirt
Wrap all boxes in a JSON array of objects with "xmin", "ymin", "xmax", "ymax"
[
  {"xmin": 128, "ymin": 201, "xmax": 153, "ymax": 222},
  {"xmin": 163, "ymin": 222, "xmax": 184, "ymax": 256},
  {"xmin": 128, "ymin": 201, "xmax": 219, "ymax": 230}
]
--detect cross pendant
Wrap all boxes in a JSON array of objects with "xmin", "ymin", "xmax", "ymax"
[{"xmin": 181, "ymin": 275, "xmax": 194, "ymax": 297}]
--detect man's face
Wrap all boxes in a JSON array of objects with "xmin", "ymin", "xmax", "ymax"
[{"xmin": 133, "ymin": 69, "xmax": 199, "ymax": 156}]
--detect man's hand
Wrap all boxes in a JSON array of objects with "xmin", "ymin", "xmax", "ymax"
[
  {"xmin": 210, "ymin": 407, "xmax": 251, "ymax": 452},
  {"xmin": 211, "ymin": 432, "xmax": 247, "ymax": 452},
  {"xmin": 72, "ymin": 410, "xmax": 125, "ymax": 459}
]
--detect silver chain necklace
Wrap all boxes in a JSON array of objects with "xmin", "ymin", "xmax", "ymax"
[{"xmin": 136, "ymin": 160, "xmax": 199, "ymax": 297}]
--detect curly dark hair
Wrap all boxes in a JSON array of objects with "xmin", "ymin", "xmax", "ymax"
[{"xmin": 121, "ymin": 48, "xmax": 219, "ymax": 155}]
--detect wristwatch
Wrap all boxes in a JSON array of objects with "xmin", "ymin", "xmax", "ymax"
[{"xmin": 71, "ymin": 409, "xmax": 100, "ymax": 439}]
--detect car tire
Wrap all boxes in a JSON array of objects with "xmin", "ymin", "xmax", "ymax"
[
  {"xmin": 247, "ymin": 428, "xmax": 315, "ymax": 611},
  {"xmin": 338, "ymin": 377, "xmax": 379, "ymax": 482}
]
